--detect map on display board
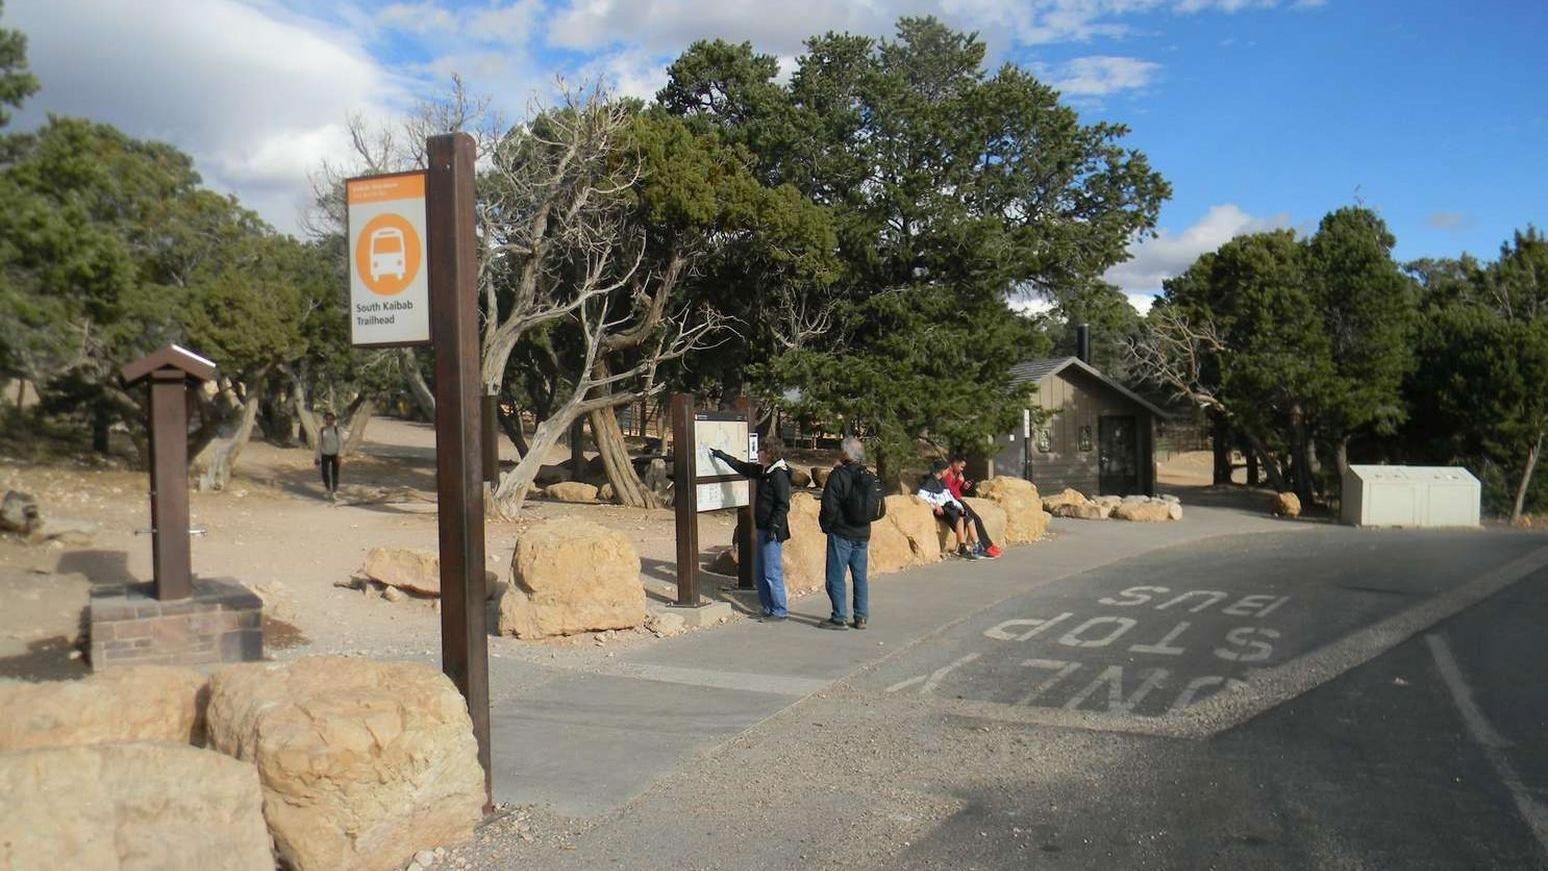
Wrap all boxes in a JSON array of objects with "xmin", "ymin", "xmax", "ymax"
[{"xmin": 694, "ymin": 416, "xmax": 751, "ymax": 512}]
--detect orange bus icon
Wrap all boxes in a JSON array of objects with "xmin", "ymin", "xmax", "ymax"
[{"xmin": 368, "ymin": 227, "xmax": 407, "ymax": 282}]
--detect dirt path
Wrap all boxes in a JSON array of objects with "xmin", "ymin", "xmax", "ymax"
[{"xmin": 0, "ymin": 418, "xmax": 743, "ymax": 680}]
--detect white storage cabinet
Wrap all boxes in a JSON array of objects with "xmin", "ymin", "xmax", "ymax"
[{"xmin": 1341, "ymin": 465, "xmax": 1481, "ymax": 528}]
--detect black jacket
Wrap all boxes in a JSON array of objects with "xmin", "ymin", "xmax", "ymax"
[
  {"xmin": 819, "ymin": 462, "xmax": 872, "ymax": 541},
  {"xmin": 719, "ymin": 454, "xmax": 793, "ymax": 541}
]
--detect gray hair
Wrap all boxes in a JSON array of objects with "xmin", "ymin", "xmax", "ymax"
[{"xmin": 841, "ymin": 436, "xmax": 865, "ymax": 463}]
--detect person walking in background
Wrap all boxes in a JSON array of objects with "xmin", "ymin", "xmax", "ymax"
[
  {"xmin": 918, "ymin": 460, "xmax": 982, "ymax": 560},
  {"xmin": 711, "ymin": 439, "xmax": 794, "ymax": 622},
  {"xmin": 945, "ymin": 456, "xmax": 1001, "ymax": 559},
  {"xmin": 818, "ymin": 436, "xmax": 884, "ymax": 630},
  {"xmin": 315, "ymin": 412, "xmax": 343, "ymax": 503}
]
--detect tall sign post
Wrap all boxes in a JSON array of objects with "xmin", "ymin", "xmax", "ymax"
[
  {"xmin": 733, "ymin": 396, "xmax": 757, "ymax": 592},
  {"xmin": 347, "ymin": 133, "xmax": 490, "ymax": 811},
  {"xmin": 120, "ymin": 344, "xmax": 218, "ymax": 600},
  {"xmin": 672, "ymin": 394, "xmax": 752, "ymax": 607}
]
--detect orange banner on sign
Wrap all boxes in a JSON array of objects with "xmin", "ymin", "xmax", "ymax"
[{"xmin": 346, "ymin": 172, "xmax": 425, "ymax": 205}]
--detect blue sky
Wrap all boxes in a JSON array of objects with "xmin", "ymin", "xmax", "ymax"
[{"xmin": 9, "ymin": 0, "xmax": 1545, "ymax": 308}]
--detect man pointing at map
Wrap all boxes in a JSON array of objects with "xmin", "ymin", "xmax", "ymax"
[{"xmin": 710, "ymin": 440, "xmax": 794, "ymax": 622}]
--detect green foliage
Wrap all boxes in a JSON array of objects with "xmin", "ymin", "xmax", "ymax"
[
  {"xmin": 0, "ymin": 1, "xmax": 36, "ymax": 128},
  {"xmin": 660, "ymin": 17, "xmax": 1168, "ymax": 464}
]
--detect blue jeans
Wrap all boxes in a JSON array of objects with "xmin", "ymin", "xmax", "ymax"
[
  {"xmin": 755, "ymin": 531, "xmax": 788, "ymax": 617},
  {"xmin": 825, "ymin": 534, "xmax": 869, "ymax": 621}
]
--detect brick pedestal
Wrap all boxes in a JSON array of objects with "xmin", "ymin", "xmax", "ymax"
[{"xmin": 88, "ymin": 578, "xmax": 264, "ymax": 671}]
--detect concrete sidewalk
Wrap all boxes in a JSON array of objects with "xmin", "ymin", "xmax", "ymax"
[{"xmin": 486, "ymin": 505, "xmax": 1299, "ymax": 816}]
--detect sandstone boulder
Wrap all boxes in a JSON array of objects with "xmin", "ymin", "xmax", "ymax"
[
  {"xmin": 597, "ymin": 482, "xmax": 616, "ymax": 503},
  {"xmin": 974, "ymin": 477, "xmax": 1046, "ymax": 544},
  {"xmin": 789, "ymin": 466, "xmax": 812, "ymax": 489},
  {"xmin": 870, "ymin": 495, "xmax": 941, "ymax": 574},
  {"xmin": 1050, "ymin": 501, "xmax": 1108, "ymax": 520},
  {"xmin": 533, "ymin": 464, "xmax": 572, "ymax": 487},
  {"xmin": 0, "ymin": 666, "xmax": 209, "ymax": 752},
  {"xmin": 0, "ymin": 742, "xmax": 273, "ymax": 871},
  {"xmin": 0, "ymin": 489, "xmax": 39, "ymax": 535},
  {"xmin": 361, "ymin": 548, "xmax": 440, "ymax": 596},
  {"xmin": 1042, "ymin": 488, "xmax": 1091, "ymax": 513},
  {"xmin": 777, "ymin": 492, "xmax": 828, "ymax": 594},
  {"xmin": 545, "ymin": 481, "xmax": 599, "ymax": 503},
  {"xmin": 811, "ymin": 466, "xmax": 832, "ymax": 488},
  {"xmin": 707, "ymin": 547, "xmax": 738, "ymax": 576},
  {"xmin": 1114, "ymin": 501, "xmax": 1173, "ymax": 522},
  {"xmin": 1167, "ymin": 500, "xmax": 1184, "ymax": 521},
  {"xmin": 498, "ymin": 519, "xmax": 645, "ymax": 638},
  {"xmin": 205, "ymin": 657, "xmax": 484, "ymax": 871},
  {"xmin": 1273, "ymin": 491, "xmax": 1302, "ymax": 518},
  {"xmin": 645, "ymin": 611, "xmax": 686, "ymax": 638}
]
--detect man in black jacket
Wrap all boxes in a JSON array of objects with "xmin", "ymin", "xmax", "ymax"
[
  {"xmin": 711, "ymin": 440, "xmax": 794, "ymax": 621},
  {"xmin": 818, "ymin": 436, "xmax": 872, "ymax": 630}
]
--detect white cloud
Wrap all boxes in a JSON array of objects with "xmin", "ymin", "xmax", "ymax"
[
  {"xmin": 9, "ymin": 0, "xmax": 410, "ymax": 234},
  {"xmin": 1045, "ymin": 55, "xmax": 1159, "ymax": 96},
  {"xmin": 1425, "ymin": 211, "xmax": 1472, "ymax": 231},
  {"xmin": 1103, "ymin": 203, "xmax": 1292, "ymax": 298}
]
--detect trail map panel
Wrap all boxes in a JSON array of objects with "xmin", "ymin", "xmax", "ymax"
[{"xmin": 694, "ymin": 416, "xmax": 749, "ymax": 512}]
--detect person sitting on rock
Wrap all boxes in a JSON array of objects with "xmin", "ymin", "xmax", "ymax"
[
  {"xmin": 711, "ymin": 439, "xmax": 793, "ymax": 622},
  {"xmin": 944, "ymin": 456, "xmax": 1001, "ymax": 559},
  {"xmin": 918, "ymin": 460, "xmax": 982, "ymax": 560}
]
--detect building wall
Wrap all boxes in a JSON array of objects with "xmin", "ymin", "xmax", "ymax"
[{"xmin": 990, "ymin": 368, "xmax": 1155, "ymax": 496}]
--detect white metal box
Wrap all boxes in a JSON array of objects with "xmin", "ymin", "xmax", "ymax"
[{"xmin": 1341, "ymin": 465, "xmax": 1481, "ymax": 528}]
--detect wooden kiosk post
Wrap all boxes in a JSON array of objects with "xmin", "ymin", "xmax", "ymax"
[
  {"xmin": 120, "ymin": 344, "xmax": 217, "ymax": 601},
  {"xmin": 672, "ymin": 394, "xmax": 754, "ymax": 612}
]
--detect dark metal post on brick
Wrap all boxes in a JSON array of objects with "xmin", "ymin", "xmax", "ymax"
[
  {"xmin": 427, "ymin": 131, "xmax": 491, "ymax": 810},
  {"xmin": 149, "ymin": 370, "xmax": 192, "ymax": 600},
  {"xmin": 121, "ymin": 345, "xmax": 217, "ymax": 602},
  {"xmin": 734, "ymin": 395, "xmax": 756, "ymax": 592},
  {"xmin": 672, "ymin": 392, "xmax": 699, "ymax": 606}
]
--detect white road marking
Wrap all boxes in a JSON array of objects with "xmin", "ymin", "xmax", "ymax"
[
  {"xmin": 596, "ymin": 662, "xmax": 832, "ymax": 697},
  {"xmin": 1425, "ymin": 632, "xmax": 1548, "ymax": 854},
  {"xmin": 886, "ymin": 653, "xmax": 981, "ymax": 695}
]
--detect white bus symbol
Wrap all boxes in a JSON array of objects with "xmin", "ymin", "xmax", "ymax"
[{"xmin": 368, "ymin": 227, "xmax": 407, "ymax": 282}]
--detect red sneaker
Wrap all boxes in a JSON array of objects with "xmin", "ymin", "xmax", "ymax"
[{"xmin": 985, "ymin": 545, "xmax": 1002, "ymax": 559}]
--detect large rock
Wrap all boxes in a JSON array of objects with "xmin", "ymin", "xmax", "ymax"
[
  {"xmin": 974, "ymin": 477, "xmax": 1048, "ymax": 544},
  {"xmin": 1042, "ymin": 487, "xmax": 1091, "ymax": 513},
  {"xmin": 811, "ymin": 466, "xmax": 833, "ymax": 488},
  {"xmin": 870, "ymin": 495, "xmax": 942, "ymax": 574},
  {"xmin": 789, "ymin": 466, "xmax": 812, "ymax": 489},
  {"xmin": 533, "ymin": 464, "xmax": 573, "ymax": 487},
  {"xmin": 498, "ymin": 519, "xmax": 645, "ymax": 638},
  {"xmin": 361, "ymin": 547, "xmax": 440, "ymax": 596},
  {"xmin": 1050, "ymin": 501, "xmax": 1108, "ymax": 520},
  {"xmin": 0, "ymin": 742, "xmax": 273, "ymax": 871},
  {"xmin": 205, "ymin": 657, "xmax": 484, "ymax": 871},
  {"xmin": 1114, "ymin": 501, "xmax": 1173, "ymax": 522},
  {"xmin": 0, "ymin": 489, "xmax": 40, "ymax": 535},
  {"xmin": 1273, "ymin": 491, "xmax": 1302, "ymax": 518},
  {"xmin": 545, "ymin": 481, "xmax": 599, "ymax": 503},
  {"xmin": 0, "ymin": 666, "xmax": 209, "ymax": 752},
  {"xmin": 777, "ymin": 492, "xmax": 827, "ymax": 594}
]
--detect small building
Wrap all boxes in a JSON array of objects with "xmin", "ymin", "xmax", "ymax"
[{"xmin": 988, "ymin": 356, "xmax": 1166, "ymax": 497}]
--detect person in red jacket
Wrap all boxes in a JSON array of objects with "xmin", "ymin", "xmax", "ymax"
[{"xmin": 944, "ymin": 456, "xmax": 1001, "ymax": 559}]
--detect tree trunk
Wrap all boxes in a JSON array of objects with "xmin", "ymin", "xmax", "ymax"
[
  {"xmin": 1244, "ymin": 439, "xmax": 1260, "ymax": 487},
  {"xmin": 1210, "ymin": 413, "xmax": 1232, "ymax": 486},
  {"xmin": 590, "ymin": 403, "xmax": 657, "ymax": 508},
  {"xmin": 340, "ymin": 397, "xmax": 375, "ymax": 459},
  {"xmin": 193, "ymin": 386, "xmax": 263, "ymax": 491},
  {"xmin": 1511, "ymin": 428, "xmax": 1544, "ymax": 525},
  {"xmin": 1334, "ymin": 437, "xmax": 1350, "ymax": 492},
  {"xmin": 1289, "ymin": 402, "xmax": 1315, "ymax": 507},
  {"xmin": 567, "ymin": 417, "xmax": 586, "ymax": 477},
  {"xmin": 400, "ymin": 348, "xmax": 435, "ymax": 420},
  {"xmin": 493, "ymin": 411, "xmax": 578, "ymax": 517},
  {"xmin": 496, "ymin": 402, "xmax": 528, "ymax": 459},
  {"xmin": 1242, "ymin": 433, "xmax": 1287, "ymax": 492},
  {"xmin": 292, "ymin": 379, "xmax": 320, "ymax": 450},
  {"xmin": 91, "ymin": 402, "xmax": 111, "ymax": 455}
]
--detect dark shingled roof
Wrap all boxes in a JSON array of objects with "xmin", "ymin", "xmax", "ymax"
[{"xmin": 1010, "ymin": 356, "xmax": 1169, "ymax": 419}]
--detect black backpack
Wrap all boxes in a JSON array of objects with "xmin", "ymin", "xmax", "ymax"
[{"xmin": 844, "ymin": 465, "xmax": 887, "ymax": 524}]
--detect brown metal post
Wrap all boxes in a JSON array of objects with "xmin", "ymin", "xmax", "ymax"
[
  {"xmin": 427, "ymin": 131, "xmax": 491, "ymax": 810},
  {"xmin": 671, "ymin": 393, "xmax": 699, "ymax": 607},
  {"xmin": 734, "ymin": 396, "xmax": 756, "ymax": 591},
  {"xmin": 481, "ymin": 394, "xmax": 500, "ymax": 485},
  {"xmin": 149, "ymin": 369, "xmax": 192, "ymax": 600}
]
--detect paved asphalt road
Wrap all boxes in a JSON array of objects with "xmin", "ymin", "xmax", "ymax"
[{"xmin": 471, "ymin": 521, "xmax": 1548, "ymax": 871}]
